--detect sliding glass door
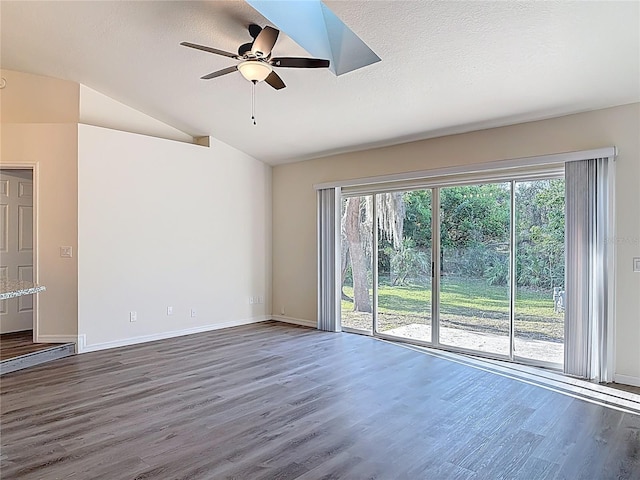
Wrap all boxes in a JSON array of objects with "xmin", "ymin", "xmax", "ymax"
[
  {"xmin": 339, "ymin": 176, "xmax": 566, "ymax": 368},
  {"xmin": 340, "ymin": 195, "xmax": 373, "ymax": 333},
  {"xmin": 376, "ymin": 192, "xmax": 432, "ymax": 343},
  {"xmin": 513, "ymin": 179, "xmax": 565, "ymax": 364},
  {"xmin": 438, "ymin": 183, "xmax": 511, "ymax": 356}
]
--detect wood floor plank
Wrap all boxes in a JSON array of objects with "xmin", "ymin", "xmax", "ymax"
[
  {"xmin": 1, "ymin": 321, "xmax": 638, "ymax": 479},
  {"xmin": 0, "ymin": 331, "xmax": 58, "ymax": 361}
]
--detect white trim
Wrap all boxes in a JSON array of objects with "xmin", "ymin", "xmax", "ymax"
[
  {"xmin": 614, "ymin": 374, "xmax": 640, "ymax": 388},
  {"xmin": 271, "ymin": 315, "xmax": 317, "ymax": 328},
  {"xmin": 314, "ymin": 147, "xmax": 617, "ymax": 191},
  {"xmin": 316, "ymin": 189, "xmax": 321, "ymax": 328},
  {"xmin": 32, "ymin": 164, "xmax": 40, "ymax": 342},
  {"xmin": 341, "ymin": 165, "xmax": 565, "ymax": 197},
  {"xmin": 77, "ymin": 315, "xmax": 270, "ymax": 353}
]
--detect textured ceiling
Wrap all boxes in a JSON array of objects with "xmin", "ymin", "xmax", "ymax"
[{"xmin": 1, "ymin": 1, "xmax": 639, "ymax": 165}]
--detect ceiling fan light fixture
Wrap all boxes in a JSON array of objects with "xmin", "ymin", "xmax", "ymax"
[{"xmin": 238, "ymin": 61, "xmax": 272, "ymax": 82}]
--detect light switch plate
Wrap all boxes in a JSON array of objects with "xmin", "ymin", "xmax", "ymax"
[{"xmin": 634, "ymin": 257, "xmax": 640, "ymax": 273}]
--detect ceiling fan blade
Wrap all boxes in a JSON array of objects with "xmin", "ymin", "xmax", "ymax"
[
  {"xmin": 238, "ymin": 42, "xmax": 253, "ymax": 57},
  {"xmin": 270, "ymin": 57, "xmax": 330, "ymax": 68},
  {"xmin": 248, "ymin": 24, "xmax": 262, "ymax": 39},
  {"xmin": 251, "ymin": 26, "xmax": 279, "ymax": 58},
  {"xmin": 180, "ymin": 42, "xmax": 238, "ymax": 59},
  {"xmin": 264, "ymin": 71, "xmax": 286, "ymax": 90},
  {"xmin": 200, "ymin": 66, "xmax": 238, "ymax": 80}
]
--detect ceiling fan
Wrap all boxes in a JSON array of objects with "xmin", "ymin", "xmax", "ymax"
[{"xmin": 181, "ymin": 24, "xmax": 330, "ymax": 90}]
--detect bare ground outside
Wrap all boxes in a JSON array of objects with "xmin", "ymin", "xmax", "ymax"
[{"xmin": 341, "ymin": 276, "xmax": 564, "ymax": 364}]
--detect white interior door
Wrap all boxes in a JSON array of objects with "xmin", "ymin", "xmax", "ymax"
[{"xmin": 0, "ymin": 169, "xmax": 34, "ymax": 333}]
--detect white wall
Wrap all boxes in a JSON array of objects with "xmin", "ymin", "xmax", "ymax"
[
  {"xmin": 272, "ymin": 103, "xmax": 640, "ymax": 384},
  {"xmin": 78, "ymin": 124, "xmax": 271, "ymax": 350}
]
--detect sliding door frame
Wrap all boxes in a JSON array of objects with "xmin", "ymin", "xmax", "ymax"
[
  {"xmin": 372, "ymin": 196, "xmax": 379, "ymax": 335},
  {"xmin": 431, "ymin": 188, "xmax": 441, "ymax": 348},
  {"xmin": 509, "ymin": 180, "xmax": 517, "ymax": 362},
  {"xmin": 343, "ymin": 177, "xmax": 568, "ymax": 369}
]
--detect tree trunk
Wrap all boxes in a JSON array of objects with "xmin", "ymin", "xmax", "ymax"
[
  {"xmin": 345, "ymin": 197, "xmax": 372, "ymax": 313},
  {"xmin": 341, "ymin": 239, "xmax": 351, "ymax": 300}
]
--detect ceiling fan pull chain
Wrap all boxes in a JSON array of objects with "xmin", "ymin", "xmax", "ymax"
[{"xmin": 251, "ymin": 80, "xmax": 257, "ymax": 125}]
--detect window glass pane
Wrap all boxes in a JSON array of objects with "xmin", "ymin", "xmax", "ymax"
[
  {"xmin": 376, "ymin": 191, "xmax": 432, "ymax": 343},
  {"xmin": 439, "ymin": 183, "xmax": 511, "ymax": 356},
  {"xmin": 341, "ymin": 195, "xmax": 373, "ymax": 331},
  {"xmin": 514, "ymin": 179, "xmax": 565, "ymax": 365}
]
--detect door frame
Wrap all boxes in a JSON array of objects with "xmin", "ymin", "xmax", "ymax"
[{"xmin": 1, "ymin": 163, "xmax": 39, "ymax": 341}]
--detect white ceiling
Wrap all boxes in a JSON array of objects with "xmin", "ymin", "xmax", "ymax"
[{"xmin": 2, "ymin": 1, "xmax": 639, "ymax": 165}]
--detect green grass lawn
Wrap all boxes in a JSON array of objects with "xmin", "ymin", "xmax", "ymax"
[{"xmin": 341, "ymin": 276, "xmax": 564, "ymax": 342}]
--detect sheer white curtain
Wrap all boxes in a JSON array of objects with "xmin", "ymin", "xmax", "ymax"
[
  {"xmin": 317, "ymin": 187, "xmax": 341, "ymax": 332},
  {"xmin": 564, "ymin": 157, "xmax": 615, "ymax": 381}
]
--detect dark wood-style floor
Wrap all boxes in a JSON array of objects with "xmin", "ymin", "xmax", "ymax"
[
  {"xmin": 1, "ymin": 321, "xmax": 638, "ymax": 480},
  {"xmin": 0, "ymin": 330, "xmax": 57, "ymax": 361}
]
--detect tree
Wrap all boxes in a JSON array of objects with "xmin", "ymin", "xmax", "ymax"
[
  {"xmin": 516, "ymin": 179, "xmax": 565, "ymax": 288},
  {"xmin": 404, "ymin": 190, "xmax": 432, "ymax": 249},
  {"xmin": 439, "ymin": 184, "xmax": 510, "ymax": 250},
  {"xmin": 344, "ymin": 197, "xmax": 372, "ymax": 312},
  {"xmin": 342, "ymin": 193, "xmax": 405, "ymax": 312},
  {"xmin": 385, "ymin": 237, "xmax": 430, "ymax": 286},
  {"xmin": 438, "ymin": 184, "xmax": 510, "ymax": 279},
  {"xmin": 342, "ymin": 180, "xmax": 565, "ymax": 298}
]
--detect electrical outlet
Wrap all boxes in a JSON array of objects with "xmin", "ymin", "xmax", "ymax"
[
  {"xmin": 130, "ymin": 311, "xmax": 137, "ymax": 322},
  {"xmin": 190, "ymin": 308, "xmax": 197, "ymax": 318},
  {"xmin": 258, "ymin": 295, "xmax": 264, "ymax": 304},
  {"xmin": 167, "ymin": 306, "xmax": 173, "ymax": 315},
  {"xmin": 634, "ymin": 257, "xmax": 640, "ymax": 273},
  {"xmin": 60, "ymin": 246, "xmax": 73, "ymax": 258}
]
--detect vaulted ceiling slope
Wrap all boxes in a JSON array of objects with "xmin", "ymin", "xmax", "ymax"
[{"xmin": 2, "ymin": 1, "xmax": 638, "ymax": 165}]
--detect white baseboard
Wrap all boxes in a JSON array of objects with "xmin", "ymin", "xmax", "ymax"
[
  {"xmin": 614, "ymin": 374, "xmax": 640, "ymax": 387},
  {"xmin": 78, "ymin": 315, "xmax": 270, "ymax": 354},
  {"xmin": 271, "ymin": 315, "xmax": 317, "ymax": 328}
]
